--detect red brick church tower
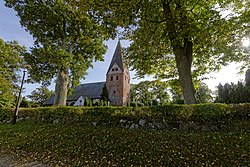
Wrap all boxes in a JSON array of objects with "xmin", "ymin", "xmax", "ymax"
[{"xmin": 106, "ymin": 41, "xmax": 130, "ymax": 106}]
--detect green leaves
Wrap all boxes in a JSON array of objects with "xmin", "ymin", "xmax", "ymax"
[
  {"xmin": 131, "ymin": 80, "xmax": 170, "ymax": 105},
  {"xmin": 99, "ymin": 0, "xmax": 250, "ymax": 103},
  {"xmin": 5, "ymin": 0, "xmax": 111, "ymax": 105},
  {"xmin": 120, "ymin": 0, "xmax": 249, "ymax": 79},
  {"xmin": 27, "ymin": 86, "xmax": 54, "ymax": 107},
  {"xmin": 0, "ymin": 39, "xmax": 25, "ymax": 107},
  {"xmin": 215, "ymin": 81, "xmax": 250, "ymax": 103}
]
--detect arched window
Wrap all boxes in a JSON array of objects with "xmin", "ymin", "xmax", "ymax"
[
  {"xmin": 111, "ymin": 76, "xmax": 113, "ymax": 81},
  {"xmin": 116, "ymin": 76, "xmax": 118, "ymax": 80}
]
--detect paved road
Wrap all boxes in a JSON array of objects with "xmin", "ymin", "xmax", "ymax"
[{"xmin": 0, "ymin": 155, "xmax": 48, "ymax": 167}]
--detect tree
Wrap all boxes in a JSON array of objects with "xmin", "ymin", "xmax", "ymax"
[
  {"xmin": 169, "ymin": 79, "xmax": 184, "ymax": 104},
  {"xmin": 195, "ymin": 82, "xmax": 213, "ymax": 103},
  {"xmin": 100, "ymin": 84, "xmax": 110, "ymax": 106},
  {"xmin": 246, "ymin": 69, "xmax": 250, "ymax": 87},
  {"xmin": 131, "ymin": 81, "xmax": 153, "ymax": 106},
  {"xmin": 101, "ymin": 0, "xmax": 250, "ymax": 104},
  {"xmin": 100, "ymin": 84, "xmax": 110, "ymax": 102},
  {"xmin": 20, "ymin": 97, "xmax": 30, "ymax": 108},
  {"xmin": 215, "ymin": 81, "xmax": 250, "ymax": 103},
  {"xmin": 84, "ymin": 97, "xmax": 92, "ymax": 107},
  {"xmin": 5, "ymin": 0, "xmax": 111, "ymax": 106},
  {"xmin": 215, "ymin": 83, "xmax": 224, "ymax": 103},
  {"xmin": 27, "ymin": 86, "xmax": 54, "ymax": 106},
  {"xmin": 130, "ymin": 80, "xmax": 170, "ymax": 106},
  {"xmin": 150, "ymin": 80, "xmax": 170, "ymax": 105},
  {"xmin": 130, "ymin": 84, "xmax": 137, "ymax": 103},
  {"xmin": 0, "ymin": 38, "xmax": 25, "ymax": 107}
]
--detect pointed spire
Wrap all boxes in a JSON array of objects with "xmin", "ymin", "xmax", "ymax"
[{"xmin": 107, "ymin": 41, "xmax": 124, "ymax": 73}]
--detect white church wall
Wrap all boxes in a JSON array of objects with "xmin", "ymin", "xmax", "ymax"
[
  {"xmin": 109, "ymin": 63, "xmax": 122, "ymax": 74},
  {"xmin": 73, "ymin": 96, "xmax": 85, "ymax": 107}
]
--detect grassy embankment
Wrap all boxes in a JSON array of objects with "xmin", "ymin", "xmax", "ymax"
[{"xmin": 0, "ymin": 104, "xmax": 250, "ymax": 166}]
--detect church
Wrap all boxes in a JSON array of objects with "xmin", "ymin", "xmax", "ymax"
[{"xmin": 44, "ymin": 41, "xmax": 130, "ymax": 106}]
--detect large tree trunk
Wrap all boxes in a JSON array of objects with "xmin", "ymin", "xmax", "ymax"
[
  {"xmin": 53, "ymin": 68, "xmax": 69, "ymax": 106},
  {"xmin": 174, "ymin": 41, "xmax": 197, "ymax": 104},
  {"xmin": 53, "ymin": 19, "xmax": 70, "ymax": 106},
  {"xmin": 162, "ymin": 1, "xmax": 197, "ymax": 104}
]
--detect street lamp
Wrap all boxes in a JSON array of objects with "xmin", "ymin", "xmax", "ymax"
[{"xmin": 12, "ymin": 65, "xmax": 31, "ymax": 125}]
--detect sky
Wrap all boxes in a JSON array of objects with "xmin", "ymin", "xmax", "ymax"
[{"xmin": 0, "ymin": 1, "xmax": 247, "ymax": 97}]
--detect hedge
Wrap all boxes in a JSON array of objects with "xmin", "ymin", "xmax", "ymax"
[{"xmin": 0, "ymin": 103, "xmax": 249, "ymax": 127}]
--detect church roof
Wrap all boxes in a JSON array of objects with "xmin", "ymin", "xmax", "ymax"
[
  {"xmin": 43, "ymin": 96, "xmax": 55, "ymax": 105},
  {"xmin": 43, "ymin": 82, "xmax": 106, "ymax": 105},
  {"xmin": 68, "ymin": 82, "xmax": 105, "ymax": 101},
  {"xmin": 107, "ymin": 41, "xmax": 125, "ymax": 73}
]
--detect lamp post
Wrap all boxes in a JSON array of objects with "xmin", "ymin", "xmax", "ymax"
[{"xmin": 12, "ymin": 65, "xmax": 30, "ymax": 125}]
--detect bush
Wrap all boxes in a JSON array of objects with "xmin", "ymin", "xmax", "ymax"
[
  {"xmin": 0, "ymin": 107, "xmax": 12, "ymax": 121},
  {"xmin": 191, "ymin": 103, "xmax": 230, "ymax": 123},
  {"xmin": 172, "ymin": 99, "xmax": 185, "ymax": 104},
  {"xmin": 130, "ymin": 102, "xmax": 144, "ymax": 107},
  {"xmin": 1, "ymin": 103, "xmax": 249, "ymax": 128}
]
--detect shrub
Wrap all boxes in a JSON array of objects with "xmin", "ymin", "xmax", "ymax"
[
  {"xmin": 191, "ymin": 103, "xmax": 230, "ymax": 123},
  {"xmin": 130, "ymin": 102, "xmax": 144, "ymax": 107},
  {"xmin": 1, "ymin": 103, "xmax": 249, "ymax": 128},
  {"xmin": 0, "ymin": 107, "xmax": 12, "ymax": 121}
]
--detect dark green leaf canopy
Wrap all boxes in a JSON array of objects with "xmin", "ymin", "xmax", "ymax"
[
  {"xmin": 95, "ymin": 0, "xmax": 250, "ymax": 78},
  {"xmin": 5, "ymin": 0, "xmax": 109, "ymax": 87},
  {"xmin": 96, "ymin": 0, "xmax": 250, "ymax": 104}
]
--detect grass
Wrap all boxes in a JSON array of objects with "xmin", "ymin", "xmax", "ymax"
[{"xmin": 0, "ymin": 122, "xmax": 250, "ymax": 166}]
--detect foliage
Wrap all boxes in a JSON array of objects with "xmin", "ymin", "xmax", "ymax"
[
  {"xmin": 131, "ymin": 80, "xmax": 170, "ymax": 106},
  {"xmin": 169, "ymin": 79, "xmax": 184, "ymax": 103},
  {"xmin": 101, "ymin": 0, "xmax": 250, "ymax": 104},
  {"xmin": 0, "ymin": 108, "xmax": 12, "ymax": 121},
  {"xmin": 5, "ymin": 0, "xmax": 111, "ymax": 105},
  {"xmin": 195, "ymin": 82, "xmax": 213, "ymax": 103},
  {"xmin": 84, "ymin": 97, "xmax": 92, "ymax": 107},
  {"xmin": 215, "ymin": 82, "xmax": 250, "ymax": 103},
  {"xmin": 19, "ymin": 97, "xmax": 30, "ymax": 108},
  {"xmin": 100, "ymin": 84, "xmax": 110, "ymax": 104},
  {"xmin": 1, "ymin": 103, "xmax": 250, "ymax": 167},
  {"xmin": 150, "ymin": 80, "xmax": 170, "ymax": 105},
  {"xmin": 169, "ymin": 79, "xmax": 213, "ymax": 103},
  {"xmin": 1, "ymin": 103, "xmax": 250, "ymax": 127},
  {"xmin": 27, "ymin": 86, "xmax": 54, "ymax": 107},
  {"xmin": 0, "ymin": 38, "xmax": 25, "ymax": 107},
  {"xmin": 131, "ymin": 80, "xmax": 212, "ymax": 105},
  {"xmin": 129, "ymin": 102, "xmax": 144, "ymax": 107},
  {"xmin": 130, "ymin": 81, "xmax": 153, "ymax": 106},
  {"xmin": 1, "ymin": 121, "xmax": 250, "ymax": 166}
]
